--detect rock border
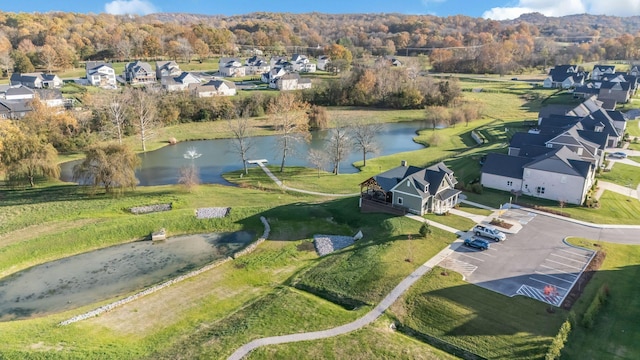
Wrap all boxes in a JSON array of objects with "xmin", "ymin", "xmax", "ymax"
[
  {"xmin": 59, "ymin": 216, "xmax": 270, "ymax": 326},
  {"xmin": 130, "ymin": 203, "xmax": 172, "ymax": 215}
]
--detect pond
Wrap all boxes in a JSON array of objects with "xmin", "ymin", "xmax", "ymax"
[
  {"xmin": 60, "ymin": 121, "xmax": 431, "ymax": 186},
  {"xmin": 0, "ymin": 231, "xmax": 254, "ymax": 321}
]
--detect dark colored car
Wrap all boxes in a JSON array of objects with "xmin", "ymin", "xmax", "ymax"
[{"xmin": 464, "ymin": 237, "xmax": 490, "ymax": 250}]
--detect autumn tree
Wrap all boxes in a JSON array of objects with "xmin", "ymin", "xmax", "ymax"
[
  {"xmin": 268, "ymin": 92, "xmax": 310, "ymax": 172},
  {"xmin": 193, "ymin": 38, "xmax": 210, "ymax": 61},
  {"xmin": 0, "ymin": 123, "xmax": 59, "ymax": 188},
  {"xmin": 307, "ymin": 105, "xmax": 328, "ymax": 130},
  {"xmin": 351, "ymin": 120, "xmax": 381, "ymax": 167},
  {"xmin": 227, "ymin": 116, "xmax": 254, "ymax": 174},
  {"xmin": 73, "ymin": 143, "xmax": 141, "ymax": 195},
  {"xmin": 11, "ymin": 51, "xmax": 34, "ymax": 73},
  {"xmin": 127, "ymin": 88, "xmax": 158, "ymax": 152}
]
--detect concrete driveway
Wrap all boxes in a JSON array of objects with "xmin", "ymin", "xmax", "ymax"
[{"xmin": 440, "ymin": 208, "xmax": 640, "ymax": 306}]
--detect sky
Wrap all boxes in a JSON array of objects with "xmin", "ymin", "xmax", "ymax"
[{"xmin": 1, "ymin": 0, "xmax": 640, "ymax": 20}]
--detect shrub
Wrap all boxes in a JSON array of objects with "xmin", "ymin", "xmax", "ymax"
[
  {"xmin": 419, "ymin": 222, "xmax": 432, "ymax": 237},
  {"xmin": 581, "ymin": 283, "xmax": 610, "ymax": 329},
  {"xmin": 471, "ymin": 183, "xmax": 483, "ymax": 194},
  {"xmin": 545, "ymin": 319, "xmax": 572, "ymax": 360}
]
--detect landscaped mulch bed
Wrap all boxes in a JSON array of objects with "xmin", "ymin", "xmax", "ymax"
[{"xmin": 561, "ymin": 249, "xmax": 606, "ymax": 310}]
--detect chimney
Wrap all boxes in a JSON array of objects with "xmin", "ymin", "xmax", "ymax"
[{"xmin": 401, "ymin": 160, "xmax": 407, "ymax": 167}]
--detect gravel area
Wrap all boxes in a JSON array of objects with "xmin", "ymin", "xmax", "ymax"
[
  {"xmin": 130, "ymin": 203, "xmax": 172, "ymax": 215},
  {"xmin": 196, "ymin": 207, "xmax": 231, "ymax": 219},
  {"xmin": 313, "ymin": 234, "xmax": 355, "ymax": 256}
]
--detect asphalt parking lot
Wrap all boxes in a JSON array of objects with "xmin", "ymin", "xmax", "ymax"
[{"xmin": 440, "ymin": 209, "xmax": 596, "ymax": 306}]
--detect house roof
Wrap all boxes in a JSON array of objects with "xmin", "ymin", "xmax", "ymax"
[
  {"xmin": 593, "ymin": 65, "xmax": 615, "ymax": 72},
  {"xmin": 509, "ymin": 132, "xmax": 549, "ymax": 148},
  {"xmin": 35, "ymin": 89, "xmax": 64, "ymax": 101},
  {"xmin": 481, "ymin": 153, "xmax": 529, "ymax": 179},
  {"xmin": 581, "ymin": 109, "xmax": 620, "ymax": 138},
  {"xmin": 607, "ymin": 110, "xmax": 626, "ymax": 122},
  {"xmin": 0, "ymin": 99, "xmax": 32, "ymax": 113},
  {"xmin": 6, "ymin": 86, "xmax": 34, "ymax": 96},
  {"xmin": 566, "ymin": 96, "xmax": 603, "ymax": 117},
  {"xmin": 126, "ymin": 61, "xmax": 153, "ymax": 73},
  {"xmin": 372, "ymin": 165, "xmax": 423, "ymax": 192},
  {"xmin": 525, "ymin": 146, "xmax": 592, "ymax": 178},
  {"xmin": 86, "ymin": 61, "xmax": 112, "ymax": 70}
]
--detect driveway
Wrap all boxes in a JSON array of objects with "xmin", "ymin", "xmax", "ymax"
[{"xmin": 440, "ymin": 208, "xmax": 640, "ymax": 306}]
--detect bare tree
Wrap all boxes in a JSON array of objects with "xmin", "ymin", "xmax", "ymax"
[
  {"xmin": 351, "ymin": 120, "xmax": 381, "ymax": 167},
  {"xmin": 0, "ymin": 51, "xmax": 13, "ymax": 77},
  {"xmin": 115, "ymin": 39, "xmax": 133, "ymax": 61},
  {"xmin": 268, "ymin": 93, "xmax": 310, "ymax": 173},
  {"xmin": 177, "ymin": 37, "xmax": 193, "ymax": 63},
  {"xmin": 127, "ymin": 88, "xmax": 158, "ymax": 152},
  {"xmin": 178, "ymin": 164, "xmax": 200, "ymax": 192},
  {"xmin": 325, "ymin": 126, "xmax": 352, "ymax": 175},
  {"xmin": 307, "ymin": 148, "xmax": 328, "ymax": 177},
  {"xmin": 106, "ymin": 92, "xmax": 128, "ymax": 145},
  {"xmin": 227, "ymin": 116, "xmax": 254, "ymax": 174},
  {"xmin": 450, "ymin": 108, "xmax": 465, "ymax": 128}
]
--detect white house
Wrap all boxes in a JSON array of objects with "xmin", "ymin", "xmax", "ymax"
[
  {"xmin": 193, "ymin": 79, "xmax": 237, "ymax": 97},
  {"xmin": 161, "ymin": 72, "xmax": 201, "ymax": 92},
  {"xmin": 245, "ymin": 56, "xmax": 271, "ymax": 75},
  {"xmin": 275, "ymin": 73, "xmax": 312, "ymax": 91},
  {"xmin": 317, "ymin": 55, "xmax": 331, "ymax": 71},
  {"xmin": 591, "ymin": 65, "xmax": 616, "ymax": 81},
  {"xmin": 86, "ymin": 61, "xmax": 117, "ymax": 88},
  {"xmin": 219, "ymin": 57, "xmax": 245, "ymax": 77},
  {"xmin": 10, "ymin": 72, "xmax": 62, "ymax": 89},
  {"xmin": 156, "ymin": 61, "xmax": 182, "ymax": 79}
]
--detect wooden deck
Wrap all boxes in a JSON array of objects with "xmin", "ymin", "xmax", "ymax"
[{"xmin": 360, "ymin": 198, "xmax": 407, "ymax": 216}]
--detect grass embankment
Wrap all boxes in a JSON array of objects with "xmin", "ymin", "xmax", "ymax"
[
  {"xmin": 250, "ymin": 316, "xmax": 459, "ymax": 360},
  {"xmin": 389, "ymin": 267, "xmax": 566, "ymax": 360},
  {"xmin": 598, "ymin": 162, "xmax": 640, "ymax": 188},
  {"xmin": 562, "ymin": 238, "xmax": 640, "ymax": 359}
]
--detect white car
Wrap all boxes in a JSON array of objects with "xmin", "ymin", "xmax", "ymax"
[{"xmin": 472, "ymin": 224, "xmax": 506, "ymax": 242}]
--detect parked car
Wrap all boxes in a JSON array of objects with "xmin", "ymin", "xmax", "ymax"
[
  {"xmin": 464, "ymin": 237, "xmax": 490, "ymax": 250},
  {"xmin": 472, "ymin": 224, "xmax": 506, "ymax": 242},
  {"xmin": 609, "ymin": 151, "xmax": 628, "ymax": 159}
]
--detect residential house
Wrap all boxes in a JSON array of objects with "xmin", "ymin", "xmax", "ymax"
[
  {"xmin": 124, "ymin": 61, "xmax": 155, "ymax": 84},
  {"xmin": 480, "ymin": 98, "xmax": 619, "ymax": 205},
  {"xmin": 591, "ymin": 65, "xmax": 616, "ymax": 80},
  {"xmin": 5, "ymin": 86, "xmax": 35, "ymax": 101},
  {"xmin": 275, "ymin": 73, "xmax": 312, "ymax": 91},
  {"xmin": 161, "ymin": 72, "xmax": 201, "ymax": 92},
  {"xmin": 192, "ymin": 79, "xmax": 236, "ymax": 97},
  {"xmin": 317, "ymin": 55, "xmax": 331, "ymax": 71},
  {"xmin": 0, "ymin": 100, "xmax": 31, "ymax": 119},
  {"xmin": 630, "ymin": 65, "xmax": 640, "ymax": 77},
  {"xmin": 35, "ymin": 89, "xmax": 65, "ymax": 107},
  {"xmin": 245, "ymin": 56, "xmax": 270, "ymax": 75},
  {"xmin": 10, "ymin": 72, "xmax": 62, "ymax": 89},
  {"xmin": 262, "ymin": 67, "xmax": 287, "ymax": 88},
  {"xmin": 359, "ymin": 161, "xmax": 461, "ymax": 215},
  {"xmin": 481, "ymin": 146, "xmax": 595, "ymax": 205},
  {"xmin": 156, "ymin": 61, "xmax": 181, "ymax": 79},
  {"xmin": 289, "ymin": 54, "xmax": 316, "ymax": 72},
  {"xmin": 86, "ymin": 61, "xmax": 117, "ymax": 88},
  {"xmin": 543, "ymin": 65, "xmax": 587, "ymax": 88},
  {"xmin": 598, "ymin": 81, "xmax": 632, "ymax": 104},
  {"xmin": 270, "ymin": 56, "xmax": 288, "ymax": 68},
  {"xmin": 218, "ymin": 57, "xmax": 245, "ymax": 77}
]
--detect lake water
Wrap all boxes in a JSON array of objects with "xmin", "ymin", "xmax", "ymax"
[
  {"xmin": 0, "ymin": 231, "xmax": 254, "ymax": 321},
  {"xmin": 60, "ymin": 121, "xmax": 430, "ymax": 186}
]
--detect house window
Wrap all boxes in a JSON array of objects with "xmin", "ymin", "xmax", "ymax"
[
  {"xmin": 507, "ymin": 181, "xmax": 513, "ymax": 186},
  {"xmin": 407, "ymin": 180, "xmax": 410, "ymax": 187},
  {"xmin": 536, "ymin": 187, "xmax": 545, "ymax": 194},
  {"xmin": 397, "ymin": 197, "xmax": 403, "ymax": 205}
]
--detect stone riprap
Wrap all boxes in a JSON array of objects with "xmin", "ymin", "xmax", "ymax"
[
  {"xmin": 130, "ymin": 203, "xmax": 172, "ymax": 215},
  {"xmin": 59, "ymin": 217, "xmax": 271, "ymax": 326},
  {"xmin": 313, "ymin": 235, "xmax": 355, "ymax": 256},
  {"xmin": 195, "ymin": 207, "xmax": 231, "ymax": 219}
]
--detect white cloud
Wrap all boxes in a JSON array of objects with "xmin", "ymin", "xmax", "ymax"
[
  {"xmin": 104, "ymin": 0, "xmax": 158, "ymax": 15},
  {"xmin": 482, "ymin": 0, "xmax": 640, "ymax": 20}
]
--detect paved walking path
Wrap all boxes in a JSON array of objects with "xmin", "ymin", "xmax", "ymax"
[
  {"xmin": 249, "ymin": 159, "xmax": 359, "ymax": 197},
  {"xmin": 227, "ymin": 235, "xmax": 464, "ymax": 360}
]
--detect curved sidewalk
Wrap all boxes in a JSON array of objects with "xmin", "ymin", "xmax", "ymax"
[
  {"xmin": 250, "ymin": 160, "xmax": 359, "ymax": 197},
  {"xmin": 228, "ymin": 238, "xmax": 461, "ymax": 360}
]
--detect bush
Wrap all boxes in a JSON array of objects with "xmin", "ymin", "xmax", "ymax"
[
  {"xmin": 419, "ymin": 222, "xmax": 432, "ymax": 237},
  {"xmin": 581, "ymin": 283, "xmax": 610, "ymax": 329},
  {"xmin": 471, "ymin": 183, "xmax": 483, "ymax": 194},
  {"xmin": 545, "ymin": 319, "xmax": 572, "ymax": 360}
]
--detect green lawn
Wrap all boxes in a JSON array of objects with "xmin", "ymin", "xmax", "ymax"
[
  {"xmin": 562, "ymin": 238, "xmax": 640, "ymax": 359},
  {"xmin": 389, "ymin": 266, "xmax": 566, "ymax": 360},
  {"xmin": 456, "ymin": 202, "xmax": 493, "ymax": 216},
  {"xmin": 250, "ymin": 316, "xmax": 458, "ymax": 360},
  {"xmin": 598, "ymin": 162, "xmax": 640, "ymax": 188},
  {"xmin": 425, "ymin": 212, "xmax": 477, "ymax": 232},
  {"xmin": 624, "ymin": 119, "xmax": 640, "ymax": 138}
]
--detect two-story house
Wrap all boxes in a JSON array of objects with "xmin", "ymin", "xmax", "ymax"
[
  {"xmin": 10, "ymin": 72, "xmax": 62, "ymax": 89},
  {"xmin": 86, "ymin": 61, "xmax": 117, "ymax": 88},
  {"xmin": 124, "ymin": 61, "xmax": 155, "ymax": 85},
  {"xmin": 219, "ymin": 57, "xmax": 245, "ymax": 78}
]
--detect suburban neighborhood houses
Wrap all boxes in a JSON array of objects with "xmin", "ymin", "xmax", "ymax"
[{"xmin": 480, "ymin": 96, "xmax": 625, "ymax": 205}]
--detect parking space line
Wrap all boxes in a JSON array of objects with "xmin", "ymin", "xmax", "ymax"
[
  {"xmin": 534, "ymin": 271, "xmax": 574, "ymax": 284},
  {"xmin": 540, "ymin": 264, "xmax": 578, "ymax": 277},
  {"xmin": 558, "ymin": 249, "xmax": 591, "ymax": 258},
  {"xmin": 546, "ymin": 258, "xmax": 583, "ymax": 270},
  {"xmin": 458, "ymin": 253, "xmax": 485, "ymax": 262},
  {"xmin": 550, "ymin": 253, "xmax": 590, "ymax": 263},
  {"xmin": 480, "ymin": 252, "xmax": 496, "ymax": 257},
  {"xmin": 528, "ymin": 276, "xmax": 568, "ymax": 291}
]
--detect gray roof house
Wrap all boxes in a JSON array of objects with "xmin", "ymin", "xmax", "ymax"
[
  {"xmin": 86, "ymin": 61, "xmax": 116, "ymax": 88},
  {"xmin": 543, "ymin": 65, "xmax": 587, "ymax": 89},
  {"xmin": 10, "ymin": 72, "xmax": 62, "ymax": 89},
  {"xmin": 360, "ymin": 161, "xmax": 461, "ymax": 215},
  {"xmin": 124, "ymin": 61, "xmax": 155, "ymax": 84},
  {"xmin": 192, "ymin": 79, "xmax": 236, "ymax": 97},
  {"xmin": 161, "ymin": 71, "xmax": 201, "ymax": 92},
  {"xmin": 218, "ymin": 57, "xmax": 245, "ymax": 78},
  {"xmin": 591, "ymin": 65, "xmax": 616, "ymax": 81},
  {"xmin": 156, "ymin": 61, "xmax": 181, "ymax": 79}
]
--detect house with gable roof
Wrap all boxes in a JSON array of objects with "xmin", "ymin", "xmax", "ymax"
[
  {"xmin": 124, "ymin": 61, "xmax": 155, "ymax": 84},
  {"xmin": 10, "ymin": 72, "xmax": 62, "ymax": 89},
  {"xmin": 543, "ymin": 65, "xmax": 587, "ymax": 89},
  {"xmin": 275, "ymin": 73, "xmax": 312, "ymax": 91},
  {"xmin": 192, "ymin": 79, "xmax": 236, "ymax": 97},
  {"xmin": 591, "ymin": 64, "xmax": 616, "ymax": 81},
  {"xmin": 156, "ymin": 61, "xmax": 182, "ymax": 79},
  {"xmin": 289, "ymin": 54, "xmax": 316, "ymax": 73},
  {"xmin": 245, "ymin": 56, "xmax": 271, "ymax": 75},
  {"xmin": 86, "ymin": 61, "xmax": 117, "ymax": 88},
  {"xmin": 317, "ymin": 55, "xmax": 331, "ymax": 71},
  {"xmin": 360, "ymin": 161, "xmax": 461, "ymax": 215},
  {"xmin": 161, "ymin": 71, "xmax": 201, "ymax": 92},
  {"xmin": 218, "ymin": 57, "xmax": 245, "ymax": 77}
]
